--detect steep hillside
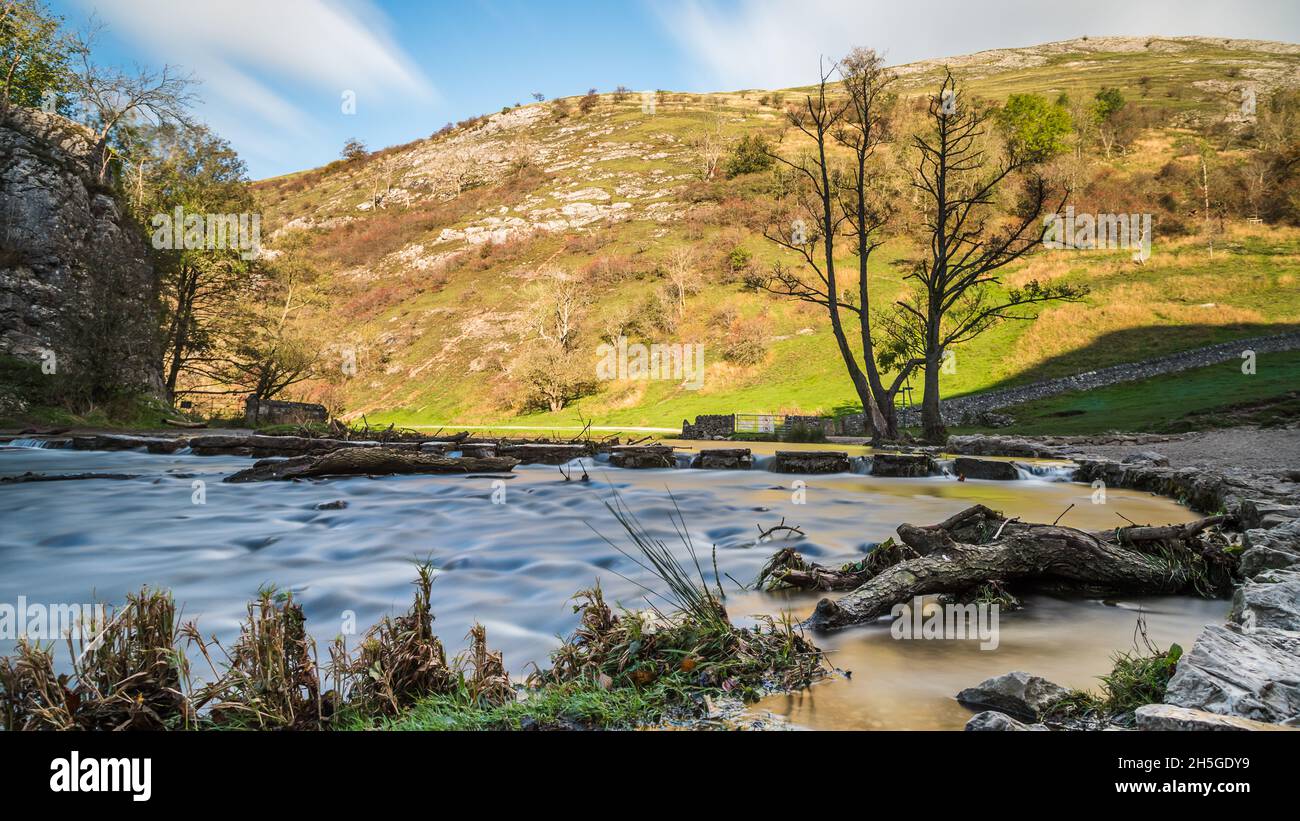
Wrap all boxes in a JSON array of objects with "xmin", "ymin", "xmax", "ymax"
[{"xmin": 251, "ymin": 36, "xmax": 1300, "ymax": 429}]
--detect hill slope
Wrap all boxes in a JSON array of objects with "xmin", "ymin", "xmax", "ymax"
[{"xmin": 250, "ymin": 36, "xmax": 1300, "ymax": 429}]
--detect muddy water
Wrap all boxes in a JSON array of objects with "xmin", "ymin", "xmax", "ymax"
[{"xmin": 0, "ymin": 441, "xmax": 1213, "ymax": 729}]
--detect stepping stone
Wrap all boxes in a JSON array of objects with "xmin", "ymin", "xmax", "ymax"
[
  {"xmin": 771, "ymin": 451, "xmax": 850, "ymax": 474},
  {"xmin": 690, "ymin": 448, "xmax": 752, "ymax": 470},
  {"xmin": 953, "ymin": 456, "xmax": 1020, "ymax": 481},
  {"xmin": 609, "ymin": 445, "xmax": 675, "ymax": 469},
  {"xmin": 870, "ymin": 452, "xmax": 937, "ymax": 477}
]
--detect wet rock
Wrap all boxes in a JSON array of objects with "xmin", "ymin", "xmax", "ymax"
[
  {"xmin": 1164, "ymin": 624, "xmax": 1300, "ymax": 724},
  {"xmin": 496, "ymin": 443, "xmax": 594, "ymax": 465},
  {"xmin": 945, "ymin": 434, "xmax": 1068, "ymax": 459},
  {"xmin": 458, "ymin": 442, "xmax": 498, "ymax": 458},
  {"xmin": 1135, "ymin": 703, "xmax": 1297, "ymax": 731},
  {"xmin": 1240, "ymin": 500, "xmax": 1300, "ymax": 530},
  {"xmin": 953, "ymin": 456, "xmax": 1020, "ymax": 481},
  {"xmin": 224, "ymin": 448, "xmax": 519, "ymax": 482},
  {"xmin": 870, "ymin": 452, "xmax": 937, "ymax": 478},
  {"xmin": 1240, "ymin": 521, "xmax": 1300, "ymax": 577},
  {"xmin": 609, "ymin": 445, "xmax": 675, "ymax": 469},
  {"xmin": 1229, "ymin": 568, "xmax": 1300, "ymax": 632},
  {"xmin": 771, "ymin": 451, "xmax": 851, "ymax": 474},
  {"xmin": 188, "ymin": 434, "xmax": 385, "ymax": 457},
  {"xmin": 71, "ymin": 434, "xmax": 186, "ymax": 454},
  {"xmin": 1123, "ymin": 450, "xmax": 1170, "ymax": 467},
  {"xmin": 315, "ymin": 500, "xmax": 348, "ymax": 510},
  {"xmin": 964, "ymin": 710, "xmax": 1049, "ymax": 731},
  {"xmin": 956, "ymin": 671, "xmax": 1071, "ymax": 721},
  {"xmin": 690, "ymin": 448, "xmax": 752, "ymax": 470}
]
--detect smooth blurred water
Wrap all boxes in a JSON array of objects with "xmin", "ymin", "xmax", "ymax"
[{"xmin": 0, "ymin": 441, "xmax": 1215, "ymax": 729}]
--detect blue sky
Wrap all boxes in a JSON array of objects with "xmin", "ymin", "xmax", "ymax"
[{"xmin": 48, "ymin": 0, "xmax": 1300, "ymax": 179}]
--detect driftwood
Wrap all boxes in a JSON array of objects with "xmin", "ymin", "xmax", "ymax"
[
  {"xmin": 223, "ymin": 448, "xmax": 518, "ymax": 483},
  {"xmin": 804, "ymin": 505, "xmax": 1238, "ymax": 631},
  {"xmin": 162, "ymin": 418, "xmax": 208, "ymax": 429}
]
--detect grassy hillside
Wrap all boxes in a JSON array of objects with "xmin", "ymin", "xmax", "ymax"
[{"xmin": 248, "ymin": 36, "xmax": 1300, "ymax": 430}]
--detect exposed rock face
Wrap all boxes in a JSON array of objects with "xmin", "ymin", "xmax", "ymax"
[
  {"xmin": 1163, "ymin": 624, "xmax": 1300, "ymax": 724},
  {"xmin": 1240, "ymin": 521, "xmax": 1300, "ymax": 578},
  {"xmin": 964, "ymin": 710, "xmax": 1048, "ymax": 731},
  {"xmin": 955, "ymin": 671, "xmax": 1072, "ymax": 721},
  {"xmin": 953, "ymin": 456, "xmax": 1020, "ymax": 481},
  {"xmin": 1229, "ymin": 569, "xmax": 1300, "ymax": 632},
  {"xmin": 870, "ymin": 452, "xmax": 938, "ymax": 478},
  {"xmin": 1134, "ymin": 704, "xmax": 1297, "ymax": 731},
  {"xmin": 1123, "ymin": 450, "xmax": 1170, "ymax": 467},
  {"xmin": 0, "ymin": 108, "xmax": 161, "ymax": 394}
]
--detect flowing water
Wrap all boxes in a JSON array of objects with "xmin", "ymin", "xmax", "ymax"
[{"xmin": 0, "ymin": 439, "xmax": 1220, "ymax": 729}]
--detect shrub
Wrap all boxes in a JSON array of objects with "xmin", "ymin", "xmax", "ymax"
[{"xmin": 724, "ymin": 134, "xmax": 774, "ymax": 178}]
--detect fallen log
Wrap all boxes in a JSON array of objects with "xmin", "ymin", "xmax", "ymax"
[
  {"xmin": 223, "ymin": 448, "xmax": 519, "ymax": 483},
  {"xmin": 805, "ymin": 505, "xmax": 1237, "ymax": 631}
]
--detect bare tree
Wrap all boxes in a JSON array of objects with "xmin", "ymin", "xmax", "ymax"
[
  {"xmin": 690, "ymin": 111, "xmax": 728, "ymax": 180},
  {"xmin": 760, "ymin": 55, "xmax": 911, "ymax": 442},
  {"xmin": 531, "ymin": 268, "xmax": 587, "ymax": 352},
  {"xmin": 70, "ymin": 19, "xmax": 197, "ymax": 180},
  {"xmin": 889, "ymin": 69, "xmax": 1086, "ymax": 442},
  {"xmin": 662, "ymin": 248, "xmax": 700, "ymax": 320}
]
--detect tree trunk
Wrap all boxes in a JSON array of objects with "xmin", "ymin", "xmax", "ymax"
[
  {"xmin": 224, "ymin": 448, "xmax": 519, "ymax": 483},
  {"xmin": 804, "ymin": 506, "xmax": 1235, "ymax": 630},
  {"xmin": 920, "ymin": 355, "xmax": 945, "ymax": 443}
]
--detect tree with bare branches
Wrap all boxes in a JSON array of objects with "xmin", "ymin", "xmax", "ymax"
[
  {"xmin": 883, "ymin": 69, "xmax": 1087, "ymax": 442},
  {"xmin": 69, "ymin": 18, "xmax": 197, "ymax": 181},
  {"xmin": 760, "ymin": 53, "xmax": 912, "ymax": 442}
]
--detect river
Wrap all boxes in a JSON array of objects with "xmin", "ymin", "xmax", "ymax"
[{"xmin": 0, "ymin": 439, "xmax": 1221, "ymax": 729}]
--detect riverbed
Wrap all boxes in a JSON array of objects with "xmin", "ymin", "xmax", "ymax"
[{"xmin": 0, "ymin": 439, "xmax": 1220, "ymax": 729}]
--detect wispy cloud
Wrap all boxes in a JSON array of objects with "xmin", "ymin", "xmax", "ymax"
[
  {"xmin": 656, "ymin": 0, "xmax": 1300, "ymax": 90},
  {"xmin": 73, "ymin": 0, "xmax": 436, "ymax": 171}
]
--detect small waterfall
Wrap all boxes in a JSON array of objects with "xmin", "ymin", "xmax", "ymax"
[
  {"xmin": 934, "ymin": 457, "xmax": 955, "ymax": 477},
  {"xmin": 4, "ymin": 438, "xmax": 51, "ymax": 449},
  {"xmin": 1015, "ymin": 462, "xmax": 1077, "ymax": 482},
  {"xmin": 752, "ymin": 453, "xmax": 777, "ymax": 472},
  {"xmin": 850, "ymin": 456, "xmax": 872, "ymax": 475},
  {"xmin": 673, "ymin": 452, "xmax": 694, "ymax": 469}
]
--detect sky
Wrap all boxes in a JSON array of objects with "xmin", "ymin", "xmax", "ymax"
[{"xmin": 47, "ymin": 0, "xmax": 1300, "ymax": 179}]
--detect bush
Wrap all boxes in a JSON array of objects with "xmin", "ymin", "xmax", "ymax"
[
  {"xmin": 724, "ymin": 134, "xmax": 774, "ymax": 178},
  {"xmin": 722, "ymin": 318, "xmax": 767, "ymax": 364}
]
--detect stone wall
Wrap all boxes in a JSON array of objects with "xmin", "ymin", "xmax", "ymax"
[
  {"xmin": 897, "ymin": 332, "xmax": 1300, "ymax": 427},
  {"xmin": 244, "ymin": 397, "xmax": 329, "ymax": 426},
  {"xmin": 0, "ymin": 107, "xmax": 162, "ymax": 395},
  {"xmin": 681, "ymin": 414, "xmax": 735, "ymax": 439}
]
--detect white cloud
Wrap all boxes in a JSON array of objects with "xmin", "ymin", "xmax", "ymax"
[
  {"xmin": 657, "ymin": 0, "xmax": 1300, "ymax": 90},
  {"xmin": 74, "ymin": 0, "xmax": 436, "ymax": 152}
]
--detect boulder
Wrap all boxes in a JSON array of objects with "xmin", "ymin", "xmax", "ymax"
[
  {"xmin": 1164, "ymin": 624, "xmax": 1300, "ymax": 724},
  {"xmin": 1229, "ymin": 569, "xmax": 1300, "ymax": 632},
  {"xmin": 458, "ymin": 442, "xmax": 497, "ymax": 458},
  {"xmin": 870, "ymin": 452, "xmax": 937, "ymax": 478},
  {"xmin": 770, "ymin": 451, "xmax": 851, "ymax": 474},
  {"xmin": 690, "ymin": 448, "xmax": 752, "ymax": 470},
  {"xmin": 956, "ymin": 671, "xmax": 1071, "ymax": 722},
  {"xmin": 964, "ymin": 710, "xmax": 1049, "ymax": 731},
  {"xmin": 1134, "ymin": 704, "xmax": 1297, "ymax": 731},
  {"xmin": 1240, "ymin": 521, "xmax": 1300, "ymax": 578},
  {"xmin": 953, "ymin": 456, "xmax": 1020, "ymax": 481},
  {"xmin": 1240, "ymin": 500, "xmax": 1300, "ymax": 531},
  {"xmin": 945, "ymin": 435, "xmax": 1067, "ymax": 459}
]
